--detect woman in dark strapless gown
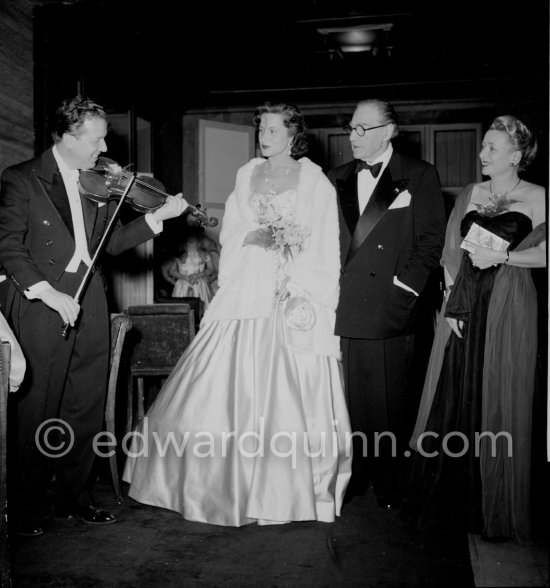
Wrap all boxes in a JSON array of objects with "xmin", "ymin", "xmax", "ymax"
[{"xmin": 406, "ymin": 115, "xmax": 546, "ymax": 545}]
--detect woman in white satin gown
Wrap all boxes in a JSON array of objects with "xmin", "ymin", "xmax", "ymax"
[{"xmin": 123, "ymin": 103, "xmax": 352, "ymax": 526}]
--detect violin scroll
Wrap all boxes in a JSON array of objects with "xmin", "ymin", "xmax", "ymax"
[{"xmin": 189, "ymin": 204, "xmax": 218, "ymax": 227}]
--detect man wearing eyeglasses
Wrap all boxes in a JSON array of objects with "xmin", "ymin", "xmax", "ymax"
[{"xmin": 327, "ymin": 99, "xmax": 446, "ymax": 511}]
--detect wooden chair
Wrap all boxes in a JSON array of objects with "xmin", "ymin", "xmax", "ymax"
[
  {"xmin": 124, "ymin": 304, "xmax": 195, "ymax": 433},
  {"xmin": 155, "ymin": 296, "xmax": 202, "ymax": 332},
  {"xmin": 104, "ymin": 314, "xmax": 132, "ymax": 503},
  {"xmin": 0, "ymin": 341, "xmax": 11, "ymax": 588}
]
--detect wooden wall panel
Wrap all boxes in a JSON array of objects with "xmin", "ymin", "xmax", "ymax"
[{"xmin": 0, "ymin": 0, "xmax": 33, "ymax": 174}]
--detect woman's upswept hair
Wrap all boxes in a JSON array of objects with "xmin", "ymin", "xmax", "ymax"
[
  {"xmin": 489, "ymin": 115, "xmax": 538, "ymax": 171},
  {"xmin": 253, "ymin": 102, "xmax": 308, "ymax": 159},
  {"xmin": 51, "ymin": 95, "xmax": 106, "ymax": 143}
]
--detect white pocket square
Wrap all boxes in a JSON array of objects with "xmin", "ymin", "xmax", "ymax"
[{"xmin": 388, "ymin": 190, "xmax": 411, "ymax": 209}]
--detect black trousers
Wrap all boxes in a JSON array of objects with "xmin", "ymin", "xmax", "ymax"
[
  {"xmin": 9, "ymin": 265, "xmax": 110, "ymax": 519},
  {"xmin": 0, "ymin": 278, "xmax": 9, "ymax": 314},
  {"xmin": 341, "ymin": 334, "xmax": 414, "ymax": 499}
]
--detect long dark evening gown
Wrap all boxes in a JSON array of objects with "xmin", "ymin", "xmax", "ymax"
[{"xmin": 406, "ymin": 209, "xmax": 535, "ymax": 543}]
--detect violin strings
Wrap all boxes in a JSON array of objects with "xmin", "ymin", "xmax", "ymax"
[
  {"xmin": 116, "ymin": 169, "xmax": 207, "ymax": 220},
  {"xmin": 118, "ymin": 170, "xmax": 167, "ymax": 197},
  {"xmin": 101, "ymin": 166, "xmax": 214, "ymax": 226}
]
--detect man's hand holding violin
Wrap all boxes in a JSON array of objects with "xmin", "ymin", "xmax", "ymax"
[{"xmin": 151, "ymin": 193, "xmax": 189, "ymax": 222}]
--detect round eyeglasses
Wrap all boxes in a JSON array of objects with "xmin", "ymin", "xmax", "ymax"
[{"xmin": 342, "ymin": 123, "xmax": 388, "ymax": 137}]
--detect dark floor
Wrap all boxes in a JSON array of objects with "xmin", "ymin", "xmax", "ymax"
[
  {"xmin": 9, "ymin": 477, "xmax": 474, "ymax": 588},
  {"xmin": 468, "ymin": 533, "xmax": 549, "ymax": 587}
]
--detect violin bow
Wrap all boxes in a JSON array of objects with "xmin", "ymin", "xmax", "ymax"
[{"xmin": 61, "ymin": 173, "xmax": 137, "ymax": 338}]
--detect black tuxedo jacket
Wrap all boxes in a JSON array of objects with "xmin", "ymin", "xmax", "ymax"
[
  {"xmin": 0, "ymin": 147, "xmax": 160, "ymax": 508},
  {"xmin": 0, "ymin": 147, "xmax": 154, "ymax": 299},
  {"xmin": 328, "ymin": 151, "xmax": 446, "ymax": 340}
]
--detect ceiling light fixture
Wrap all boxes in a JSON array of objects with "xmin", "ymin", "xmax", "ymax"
[{"xmin": 317, "ymin": 22, "xmax": 394, "ymax": 53}]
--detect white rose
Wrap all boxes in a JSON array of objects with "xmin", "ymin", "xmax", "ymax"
[{"xmin": 284, "ymin": 296, "xmax": 316, "ymax": 331}]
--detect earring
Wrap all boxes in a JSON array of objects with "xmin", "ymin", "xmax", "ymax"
[
  {"xmin": 510, "ymin": 162, "xmax": 515, "ymax": 167},
  {"xmin": 287, "ymin": 143, "xmax": 293, "ymax": 156}
]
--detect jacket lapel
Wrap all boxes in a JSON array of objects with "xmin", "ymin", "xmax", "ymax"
[
  {"xmin": 336, "ymin": 173, "xmax": 360, "ymax": 236},
  {"xmin": 35, "ymin": 149, "xmax": 75, "ymax": 239},
  {"xmin": 348, "ymin": 171, "xmax": 391, "ymax": 259},
  {"xmin": 347, "ymin": 152, "xmax": 405, "ymax": 260},
  {"xmin": 332, "ymin": 160, "xmax": 359, "ymax": 236}
]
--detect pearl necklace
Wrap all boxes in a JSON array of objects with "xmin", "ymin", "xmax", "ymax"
[{"xmin": 264, "ymin": 161, "xmax": 291, "ymax": 197}]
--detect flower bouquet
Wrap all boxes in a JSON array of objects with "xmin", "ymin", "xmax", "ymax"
[
  {"xmin": 269, "ymin": 218, "xmax": 311, "ymax": 261},
  {"xmin": 270, "ymin": 224, "xmax": 317, "ymax": 331},
  {"xmin": 252, "ymin": 196, "xmax": 315, "ymax": 330}
]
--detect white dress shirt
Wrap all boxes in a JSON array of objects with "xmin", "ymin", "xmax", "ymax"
[
  {"xmin": 53, "ymin": 149, "xmax": 93, "ymax": 272},
  {"xmin": 356, "ymin": 144, "xmax": 418, "ymax": 296},
  {"xmin": 25, "ymin": 147, "xmax": 163, "ymax": 299},
  {"xmin": 357, "ymin": 144, "xmax": 393, "ymax": 215}
]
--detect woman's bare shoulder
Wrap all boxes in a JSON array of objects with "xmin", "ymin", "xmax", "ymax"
[
  {"xmin": 517, "ymin": 181, "xmax": 546, "ymax": 226},
  {"xmin": 464, "ymin": 182, "xmax": 489, "ymax": 208},
  {"xmin": 518, "ymin": 181, "xmax": 545, "ymax": 200}
]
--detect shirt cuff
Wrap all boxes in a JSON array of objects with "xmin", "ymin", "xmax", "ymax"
[
  {"xmin": 393, "ymin": 276, "xmax": 418, "ymax": 296},
  {"xmin": 145, "ymin": 212, "xmax": 163, "ymax": 234},
  {"xmin": 25, "ymin": 281, "xmax": 50, "ymax": 299}
]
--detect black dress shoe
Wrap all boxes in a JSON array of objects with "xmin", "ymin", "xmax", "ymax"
[
  {"xmin": 15, "ymin": 520, "xmax": 44, "ymax": 537},
  {"xmin": 56, "ymin": 505, "xmax": 117, "ymax": 525}
]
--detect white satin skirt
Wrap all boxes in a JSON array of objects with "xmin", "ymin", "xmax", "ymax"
[{"xmin": 123, "ymin": 305, "xmax": 352, "ymax": 527}]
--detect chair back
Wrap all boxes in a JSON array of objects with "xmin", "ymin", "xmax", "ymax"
[
  {"xmin": 124, "ymin": 304, "xmax": 195, "ymax": 432},
  {"xmin": 0, "ymin": 341, "xmax": 11, "ymax": 587},
  {"xmin": 108, "ymin": 314, "xmax": 133, "ymax": 387},
  {"xmin": 125, "ymin": 304, "xmax": 195, "ymax": 375},
  {"xmin": 105, "ymin": 314, "xmax": 132, "ymax": 503},
  {"xmin": 155, "ymin": 296, "xmax": 202, "ymax": 331}
]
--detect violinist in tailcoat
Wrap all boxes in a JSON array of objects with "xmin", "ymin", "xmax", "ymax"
[{"xmin": 0, "ymin": 95, "xmax": 187, "ymax": 535}]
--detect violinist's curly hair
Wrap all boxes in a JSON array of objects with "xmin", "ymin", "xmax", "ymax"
[
  {"xmin": 489, "ymin": 115, "xmax": 538, "ymax": 172},
  {"xmin": 253, "ymin": 103, "xmax": 309, "ymax": 159},
  {"xmin": 51, "ymin": 95, "xmax": 107, "ymax": 143}
]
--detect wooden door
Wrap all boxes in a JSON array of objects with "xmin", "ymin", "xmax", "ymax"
[{"xmin": 105, "ymin": 112, "xmax": 154, "ymax": 311}]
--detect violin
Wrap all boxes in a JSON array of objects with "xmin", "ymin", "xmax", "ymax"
[
  {"xmin": 78, "ymin": 157, "xmax": 218, "ymax": 228},
  {"xmin": 61, "ymin": 157, "xmax": 218, "ymax": 338}
]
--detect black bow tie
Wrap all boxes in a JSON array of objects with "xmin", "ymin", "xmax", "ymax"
[{"xmin": 355, "ymin": 160, "xmax": 383, "ymax": 178}]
